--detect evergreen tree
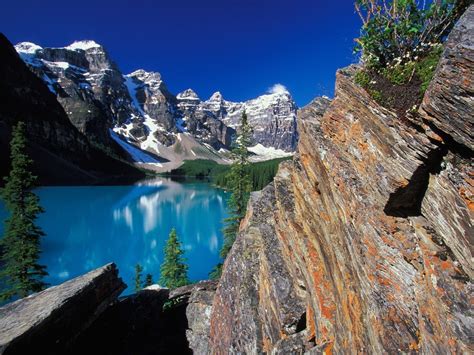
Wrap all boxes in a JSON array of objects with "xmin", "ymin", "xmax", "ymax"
[
  {"xmin": 210, "ymin": 112, "xmax": 253, "ymax": 280},
  {"xmin": 220, "ymin": 111, "xmax": 252, "ymax": 260},
  {"xmin": 209, "ymin": 263, "xmax": 223, "ymax": 281},
  {"xmin": 134, "ymin": 263, "xmax": 143, "ymax": 292},
  {"xmin": 144, "ymin": 273, "xmax": 153, "ymax": 287},
  {"xmin": 0, "ymin": 121, "xmax": 47, "ymax": 301},
  {"xmin": 159, "ymin": 228, "xmax": 189, "ymax": 289}
]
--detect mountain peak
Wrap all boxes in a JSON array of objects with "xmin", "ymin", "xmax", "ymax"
[
  {"xmin": 15, "ymin": 42, "xmax": 42, "ymax": 54},
  {"xmin": 66, "ymin": 40, "xmax": 102, "ymax": 51},
  {"xmin": 208, "ymin": 91, "xmax": 224, "ymax": 102},
  {"xmin": 128, "ymin": 69, "xmax": 162, "ymax": 83},
  {"xmin": 177, "ymin": 88, "xmax": 200, "ymax": 101}
]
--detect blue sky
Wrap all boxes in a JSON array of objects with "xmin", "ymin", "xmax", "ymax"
[{"xmin": 1, "ymin": 0, "xmax": 361, "ymax": 107}]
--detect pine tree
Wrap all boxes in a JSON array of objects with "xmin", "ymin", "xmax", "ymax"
[
  {"xmin": 0, "ymin": 121, "xmax": 47, "ymax": 301},
  {"xmin": 159, "ymin": 228, "xmax": 189, "ymax": 289},
  {"xmin": 209, "ymin": 263, "xmax": 223, "ymax": 281},
  {"xmin": 220, "ymin": 111, "xmax": 252, "ymax": 260},
  {"xmin": 134, "ymin": 263, "xmax": 143, "ymax": 292},
  {"xmin": 144, "ymin": 273, "xmax": 153, "ymax": 287}
]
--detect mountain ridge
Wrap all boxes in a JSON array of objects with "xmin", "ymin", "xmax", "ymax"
[
  {"xmin": 0, "ymin": 33, "xmax": 145, "ymax": 185},
  {"xmin": 14, "ymin": 39, "xmax": 298, "ymax": 171}
]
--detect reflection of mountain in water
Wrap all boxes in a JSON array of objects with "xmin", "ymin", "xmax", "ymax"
[
  {"xmin": 112, "ymin": 178, "xmax": 226, "ymax": 248},
  {"xmin": 15, "ymin": 179, "xmax": 229, "ymax": 294}
]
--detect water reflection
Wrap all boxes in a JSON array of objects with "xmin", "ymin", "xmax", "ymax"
[{"xmin": 0, "ymin": 178, "xmax": 229, "ymax": 294}]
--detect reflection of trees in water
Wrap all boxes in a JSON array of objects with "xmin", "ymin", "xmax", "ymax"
[{"xmin": 36, "ymin": 179, "xmax": 227, "ymax": 293}]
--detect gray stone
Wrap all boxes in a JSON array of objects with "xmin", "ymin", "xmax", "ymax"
[
  {"xmin": 420, "ymin": 5, "xmax": 474, "ymax": 150},
  {"xmin": 0, "ymin": 263, "xmax": 125, "ymax": 355}
]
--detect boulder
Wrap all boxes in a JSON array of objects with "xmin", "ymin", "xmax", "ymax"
[{"xmin": 0, "ymin": 263, "xmax": 125, "ymax": 355}]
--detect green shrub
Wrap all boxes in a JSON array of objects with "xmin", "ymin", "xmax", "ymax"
[
  {"xmin": 380, "ymin": 45, "xmax": 443, "ymax": 90},
  {"xmin": 382, "ymin": 61, "xmax": 417, "ymax": 86},
  {"xmin": 416, "ymin": 46, "xmax": 443, "ymax": 93},
  {"xmin": 353, "ymin": 44, "xmax": 443, "ymax": 108},
  {"xmin": 354, "ymin": 70, "xmax": 371, "ymax": 87},
  {"xmin": 354, "ymin": 69, "xmax": 384, "ymax": 104},
  {"xmin": 369, "ymin": 89, "xmax": 383, "ymax": 104},
  {"xmin": 354, "ymin": 0, "xmax": 467, "ymax": 70}
]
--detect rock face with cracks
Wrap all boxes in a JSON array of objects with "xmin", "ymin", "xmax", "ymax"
[{"xmin": 210, "ymin": 7, "xmax": 473, "ymax": 354}]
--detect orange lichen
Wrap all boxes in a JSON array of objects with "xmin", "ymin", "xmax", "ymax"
[
  {"xmin": 458, "ymin": 186, "xmax": 473, "ymax": 211},
  {"xmin": 323, "ymin": 341, "xmax": 334, "ymax": 355},
  {"xmin": 440, "ymin": 260, "xmax": 452, "ymax": 271},
  {"xmin": 307, "ymin": 304, "xmax": 316, "ymax": 340}
]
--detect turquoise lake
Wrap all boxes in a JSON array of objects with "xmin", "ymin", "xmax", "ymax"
[{"xmin": 0, "ymin": 178, "xmax": 229, "ymax": 294}]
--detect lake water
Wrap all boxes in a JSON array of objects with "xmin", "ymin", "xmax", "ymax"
[{"xmin": 0, "ymin": 178, "xmax": 229, "ymax": 294}]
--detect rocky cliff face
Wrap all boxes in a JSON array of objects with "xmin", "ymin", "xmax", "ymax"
[
  {"xmin": 0, "ymin": 34, "xmax": 144, "ymax": 184},
  {"xmin": 210, "ymin": 6, "xmax": 473, "ymax": 354},
  {"xmin": 177, "ymin": 88, "xmax": 298, "ymax": 152},
  {"xmin": 15, "ymin": 41, "xmax": 135, "ymax": 147},
  {"xmin": 14, "ymin": 40, "xmax": 298, "ymax": 168}
]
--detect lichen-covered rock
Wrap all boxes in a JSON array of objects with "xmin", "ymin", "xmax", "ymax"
[
  {"xmin": 171, "ymin": 280, "xmax": 218, "ymax": 354},
  {"xmin": 210, "ymin": 184, "xmax": 308, "ymax": 353},
  {"xmin": 210, "ymin": 7, "xmax": 473, "ymax": 353},
  {"xmin": 420, "ymin": 5, "xmax": 474, "ymax": 151},
  {"xmin": 0, "ymin": 263, "xmax": 125, "ymax": 355}
]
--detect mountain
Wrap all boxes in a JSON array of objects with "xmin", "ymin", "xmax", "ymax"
[
  {"xmin": 14, "ymin": 40, "xmax": 297, "ymax": 170},
  {"xmin": 14, "ymin": 41, "xmax": 139, "ymax": 150},
  {"xmin": 0, "ymin": 34, "xmax": 145, "ymax": 184}
]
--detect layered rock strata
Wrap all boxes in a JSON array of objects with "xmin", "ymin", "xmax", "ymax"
[{"xmin": 210, "ymin": 7, "xmax": 474, "ymax": 354}]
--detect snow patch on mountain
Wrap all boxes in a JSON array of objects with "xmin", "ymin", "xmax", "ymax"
[
  {"xmin": 15, "ymin": 42, "xmax": 43, "ymax": 66},
  {"xmin": 45, "ymin": 61, "xmax": 70, "ymax": 70},
  {"xmin": 124, "ymin": 75, "xmax": 145, "ymax": 115},
  {"xmin": 109, "ymin": 129, "xmax": 162, "ymax": 165},
  {"xmin": 66, "ymin": 40, "xmax": 102, "ymax": 51},
  {"xmin": 15, "ymin": 42, "xmax": 42, "ymax": 54},
  {"xmin": 141, "ymin": 115, "xmax": 164, "ymax": 153},
  {"xmin": 248, "ymin": 144, "xmax": 293, "ymax": 160}
]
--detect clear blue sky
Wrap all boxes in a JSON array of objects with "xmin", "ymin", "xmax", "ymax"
[{"xmin": 1, "ymin": 0, "xmax": 361, "ymax": 107}]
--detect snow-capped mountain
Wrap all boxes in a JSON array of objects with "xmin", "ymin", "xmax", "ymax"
[
  {"xmin": 0, "ymin": 35, "xmax": 144, "ymax": 183},
  {"xmin": 203, "ymin": 88, "xmax": 298, "ymax": 151},
  {"xmin": 15, "ymin": 41, "xmax": 136, "ymax": 147},
  {"xmin": 15, "ymin": 40, "xmax": 298, "ymax": 169}
]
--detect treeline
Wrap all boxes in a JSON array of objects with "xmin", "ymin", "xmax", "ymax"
[
  {"xmin": 166, "ymin": 157, "xmax": 291, "ymax": 192},
  {"xmin": 214, "ymin": 157, "xmax": 290, "ymax": 191},
  {"xmin": 166, "ymin": 159, "xmax": 228, "ymax": 180}
]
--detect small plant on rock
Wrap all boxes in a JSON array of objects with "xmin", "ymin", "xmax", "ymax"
[
  {"xmin": 353, "ymin": 0, "xmax": 469, "ymax": 112},
  {"xmin": 354, "ymin": 0, "xmax": 467, "ymax": 69}
]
